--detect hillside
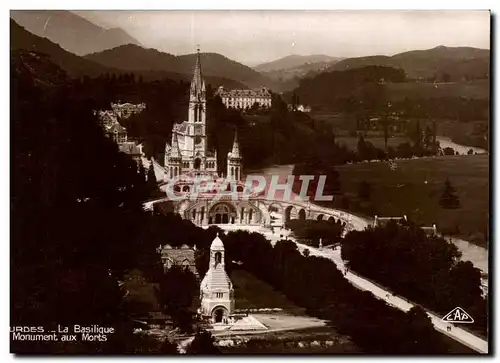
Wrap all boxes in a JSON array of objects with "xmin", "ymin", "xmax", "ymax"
[
  {"xmin": 10, "ymin": 10, "xmax": 141, "ymax": 56},
  {"xmin": 254, "ymin": 55, "xmax": 343, "ymax": 90},
  {"xmin": 11, "ymin": 49, "xmax": 68, "ymax": 88},
  {"xmin": 10, "ymin": 20, "xmax": 245, "ymax": 89},
  {"xmin": 329, "ymin": 46, "xmax": 490, "ymax": 81},
  {"xmin": 85, "ymin": 44, "xmax": 274, "ymax": 89},
  {"xmin": 335, "ymin": 155, "xmax": 489, "ymax": 247},
  {"xmin": 289, "ymin": 64, "xmax": 489, "ymax": 123},
  {"xmin": 254, "ymin": 54, "xmax": 340, "ymax": 72},
  {"xmin": 10, "ymin": 19, "xmax": 117, "ymax": 78}
]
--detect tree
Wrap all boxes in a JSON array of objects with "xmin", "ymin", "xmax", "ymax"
[
  {"xmin": 147, "ymin": 159, "xmax": 158, "ymax": 194},
  {"xmin": 358, "ymin": 181, "xmax": 372, "ymax": 201},
  {"xmin": 411, "ymin": 119, "xmax": 423, "ymax": 149},
  {"xmin": 383, "ymin": 116, "xmax": 389, "ymax": 151},
  {"xmin": 402, "ymin": 306, "xmax": 442, "ymax": 353},
  {"xmin": 185, "ymin": 330, "xmax": 220, "ymax": 354},
  {"xmin": 357, "ymin": 133, "xmax": 367, "ymax": 158},
  {"xmin": 439, "ymin": 178, "xmax": 460, "ymax": 209},
  {"xmin": 160, "ymin": 339, "xmax": 179, "ymax": 354},
  {"xmin": 11, "ymin": 54, "xmax": 165, "ymax": 352},
  {"xmin": 468, "ymin": 148, "xmax": 474, "ymax": 155},
  {"xmin": 432, "ymin": 120, "xmax": 438, "ymax": 154},
  {"xmin": 423, "ymin": 125, "xmax": 433, "ymax": 150},
  {"xmin": 442, "ymin": 147, "xmax": 455, "ymax": 156},
  {"xmin": 291, "ymin": 92, "xmax": 299, "ymax": 111},
  {"xmin": 159, "ymin": 265, "xmax": 198, "ymax": 331},
  {"xmin": 449, "ymin": 261, "xmax": 483, "ymax": 307}
]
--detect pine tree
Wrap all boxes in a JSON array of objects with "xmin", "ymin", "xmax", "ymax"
[
  {"xmin": 439, "ymin": 178, "xmax": 461, "ymax": 209},
  {"xmin": 432, "ymin": 120, "xmax": 437, "ymax": 154},
  {"xmin": 383, "ymin": 116, "xmax": 389, "ymax": 151},
  {"xmin": 185, "ymin": 330, "xmax": 220, "ymax": 354},
  {"xmin": 358, "ymin": 181, "xmax": 372, "ymax": 201},
  {"xmin": 146, "ymin": 158, "xmax": 158, "ymax": 194}
]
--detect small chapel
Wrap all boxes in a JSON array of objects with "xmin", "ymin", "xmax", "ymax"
[{"xmin": 199, "ymin": 234, "xmax": 235, "ymax": 323}]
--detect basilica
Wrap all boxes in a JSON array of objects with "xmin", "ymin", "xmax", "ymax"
[{"xmin": 161, "ymin": 49, "xmax": 264, "ymax": 227}]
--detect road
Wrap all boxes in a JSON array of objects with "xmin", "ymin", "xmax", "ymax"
[{"xmin": 216, "ymin": 224, "xmax": 488, "ymax": 354}]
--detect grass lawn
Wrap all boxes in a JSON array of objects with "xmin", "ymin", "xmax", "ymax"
[
  {"xmin": 219, "ymin": 326, "xmax": 360, "ymax": 354},
  {"xmin": 333, "ymin": 155, "xmax": 489, "ymax": 247},
  {"xmin": 336, "ymin": 136, "xmax": 410, "ymax": 151},
  {"xmin": 230, "ymin": 269, "xmax": 304, "ymax": 314},
  {"xmin": 385, "ymin": 80, "xmax": 489, "ymax": 101},
  {"xmin": 122, "ymin": 269, "xmax": 162, "ymax": 317}
]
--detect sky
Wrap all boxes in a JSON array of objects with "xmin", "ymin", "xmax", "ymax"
[{"xmin": 74, "ymin": 10, "xmax": 491, "ymax": 66}]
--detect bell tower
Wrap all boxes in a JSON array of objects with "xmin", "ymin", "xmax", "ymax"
[
  {"xmin": 227, "ymin": 130, "xmax": 242, "ymax": 181},
  {"xmin": 199, "ymin": 234, "xmax": 234, "ymax": 323},
  {"xmin": 187, "ymin": 46, "xmax": 207, "ymax": 160}
]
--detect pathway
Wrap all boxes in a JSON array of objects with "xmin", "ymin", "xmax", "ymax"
[{"xmin": 216, "ymin": 224, "xmax": 488, "ymax": 354}]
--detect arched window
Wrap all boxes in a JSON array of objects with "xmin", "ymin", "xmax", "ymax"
[
  {"xmin": 215, "ymin": 251, "xmax": 222, "ymax": 265},
  {"xmin": 249, "ymin": 209, "xmax": 253, "ymax": 223},
  {"xmin": 240, "ymin": 207, "xmax": 244, "ymax": 221},
  {"xmin": 231, "ymin": 167, "xmax": 234, "ymax": 177},
  {"xmin": 192, "ymin": 209, "xmax": 196, "ymax": 220}
]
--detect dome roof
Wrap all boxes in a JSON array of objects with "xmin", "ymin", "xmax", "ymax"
[{"xmin": 210, "ymin": 235, "xmax": 224, "ymax": 250}]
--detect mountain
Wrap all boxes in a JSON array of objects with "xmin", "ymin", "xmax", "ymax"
[
  {"xmin": 84, "ymin": 44, "xmax": 275, "ymax": 89},
  {"xmin": 10, "ymin": 10, "xmax": 141, "ymax": 56},
  {"xmin": 10, "ymin": 20, "xmax": 246, "ymax": 89},
  {"xmin": 10, "ymin": 19, "xmax": 117, "ymax": 78},
  {"xmin": 252, "ymin": 55, "xmax": 343, "ymax": 91},
  {"xmin": 329, "ymin": 46, "xmax": 490, "ymax": 81},
  {"xmin": 254, "ymin": 54, "xmax": 340, "ymax": 72}
]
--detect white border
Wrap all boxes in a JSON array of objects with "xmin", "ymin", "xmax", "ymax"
[{"xmin": 3, "ymin": 1, "xmax": 498, "ymax": 362}]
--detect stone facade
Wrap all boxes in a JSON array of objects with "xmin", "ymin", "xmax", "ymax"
[
  {"xmin": 164, "ymin": 49, "xmax": 219, "ymax": 179},
  {"xmin": 199, "ymin": 235, "xmax": 234, "ymax": 323},
  {"xmin": 160, "ymin": 48, "xmax": 263, "ymax": 227},
  {"xmin": 216, "ymin": 86, "xmax": 272, "ymax": 110},
  {"xmin": 111, "ymin": 102, "xmax": 146, "ymax": 119},
  {"xmin": 159, "ymin": 244, "xmax": 197, "ymax": 276}
]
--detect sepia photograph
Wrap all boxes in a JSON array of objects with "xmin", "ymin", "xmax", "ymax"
[{"xmin": 10, "ymin": 9, "xmax": 490, "ymax": 355}]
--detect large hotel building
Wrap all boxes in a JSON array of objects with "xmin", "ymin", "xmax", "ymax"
[{"xmin": 216, "ymin": 86, "xmax": 272, "ymax": 110}]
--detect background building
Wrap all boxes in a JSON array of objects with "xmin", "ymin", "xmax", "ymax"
[
  {"xmin": 160, "ymin": 244, "xmax": 197, "ymax": 276},
  {"xmin": 216, "ymin": 86, "xmax": 272, "ymax": 110}
]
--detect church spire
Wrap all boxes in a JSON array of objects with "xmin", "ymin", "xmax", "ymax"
[
  {"xmin": 190, "ymin": 46, "xmax": 205, "ymax": 96},
  {"xmin": 230, "ymin": 129, "xmax": 241, "ymax": 159},
  {"xmin": 170, "ymin": 132, "xmax": 181, "ymax": 159}
]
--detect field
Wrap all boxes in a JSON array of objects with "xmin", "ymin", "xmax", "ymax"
[
  {"xmin": 385, "ymin": 80, "xmax": 489, "ymax": 101},
  {"xmin": 218, "ymin": 326, "xmax": 360, "ymax": 354},
  {"xmin": 336, "ymin": 136, "xmax": 410, "ymax": 151},
  {"xmin": 230, "ymin": 269, "xmax": 304, "ymax": 314},
  {"xmin": 333, "ymin": 155, "xmax": 489, "ymax": 247}
]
